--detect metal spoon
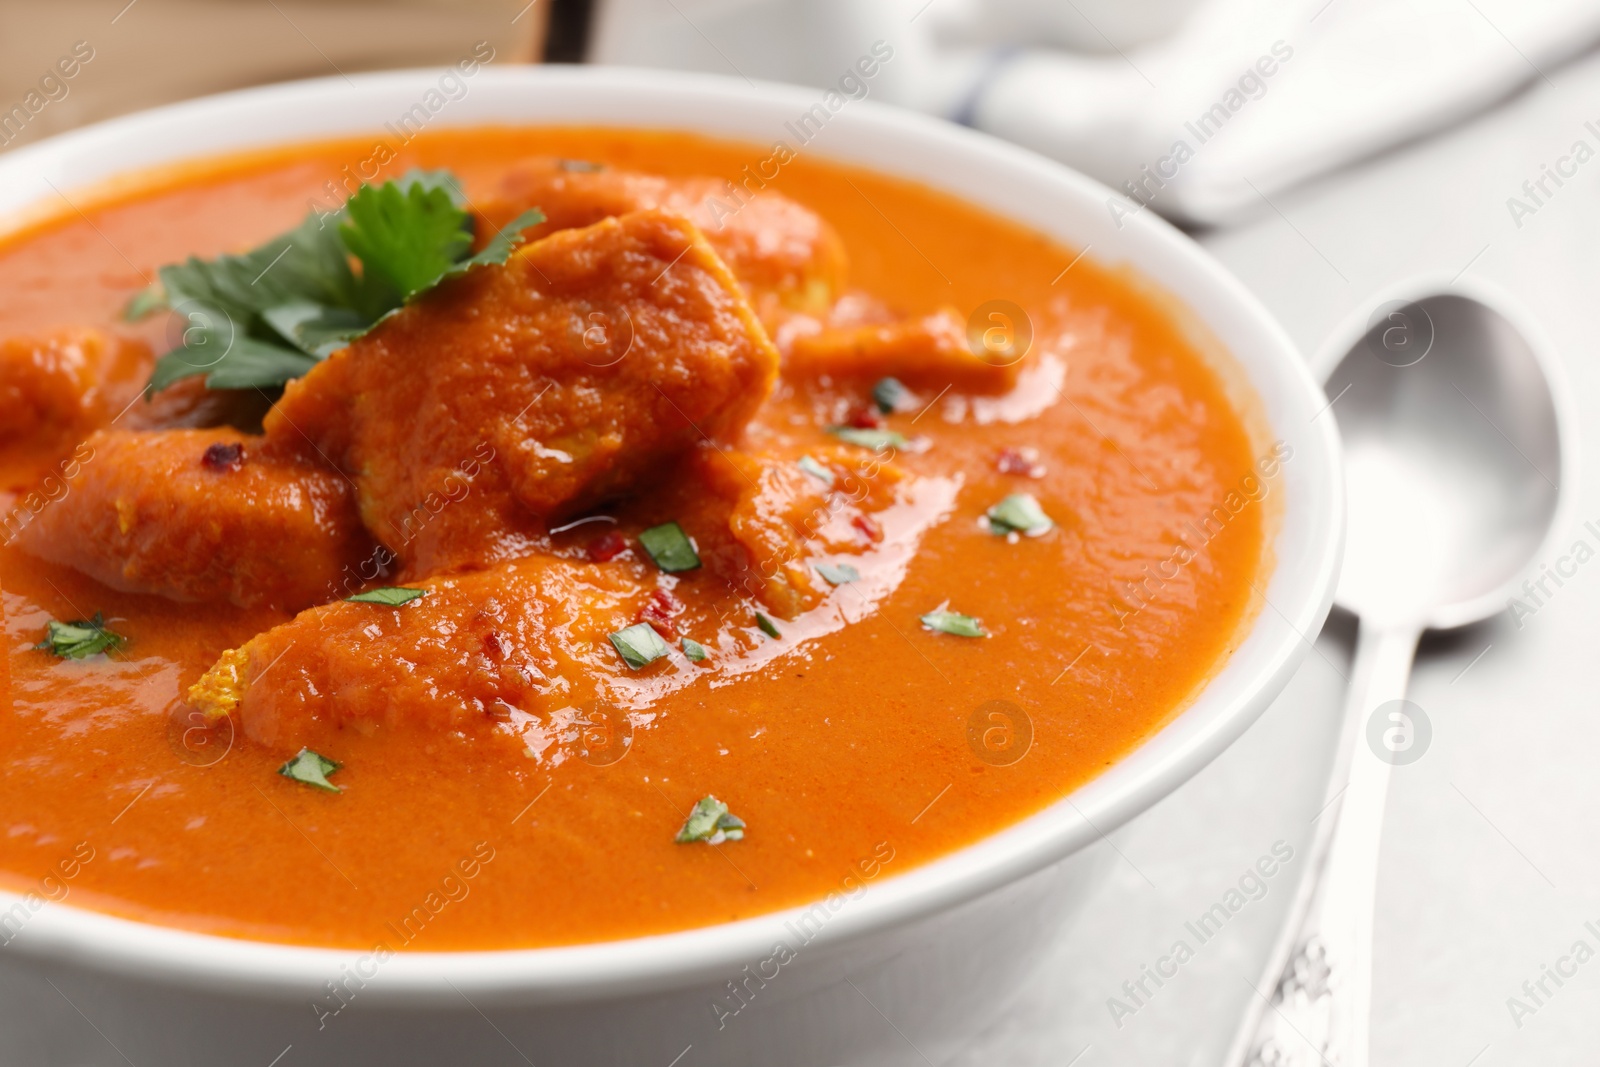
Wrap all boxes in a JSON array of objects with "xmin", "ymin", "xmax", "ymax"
[{"xmin": 1224, "ymin": 282, "xmax": 1570, "ymax": 1067}]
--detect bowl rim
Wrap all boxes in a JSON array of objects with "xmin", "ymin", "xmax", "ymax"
[{"xmin": 0, "ymin": 63, "xmax": 1343, "ymax": 1004}]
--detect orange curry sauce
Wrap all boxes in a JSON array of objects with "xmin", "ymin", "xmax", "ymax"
[{"xmin": 0, "ymin": 128, "xmax": 1272, "ymax": 949}]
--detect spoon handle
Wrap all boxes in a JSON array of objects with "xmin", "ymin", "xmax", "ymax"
[{"xmin": 1222, "ymin": 621, "xmax": 1421, "ymax": 1067}]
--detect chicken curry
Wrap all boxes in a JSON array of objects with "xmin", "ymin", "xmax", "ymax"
[{"xmin": 0, "ymin": 128, "xmax": 1277, "ymax": 950}]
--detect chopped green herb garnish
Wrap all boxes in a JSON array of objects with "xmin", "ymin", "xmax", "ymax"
[
  {"xmin": 279, "ymin": 748, "xmax": 342, "ymax": 793},
  {"xmin": 610, "ymin": 623, "xmax": 671, "ymax": 669},
  {"xmin": 638, "ymin": 521, "xmax": 701, "ymax": 573},
  {"xmin": 797, "ymin": 455, "xmax": 834, "ymax": 486},
  {"xmin": 36, "ymin": 613, "xmax": 125, "ymax": 659},
  {"xmin": 122, "ymin": 284, "xmax": 165, "ymax": 322},
  {"xmin": 675, "ymin": 795, "xmax": 746, "ymax": 844},
  {"xmin": 755, "ymin": 612, "xmax": 780, "ymax": 639},
  {"xmin": 920, "ymin": 610, "xmax": 988, "ymax": 638},
  {"xmin": 345, "ymin": 587, "xmax": 428, "ymax": 606},
  {"xmin": 873, "ymin": 376, "xmax": 911, "ymax": 414},
  {"xmin": 815, "ymin": 562, "xmax": 860, "ymax": 585},
  {"xmin": 986, "ymin": 493, "xmax": 1054, "ymax": 537},
  {"xmin": 681, "ymin": 637, "xmax": 709, "ymax": 662},
  {"xmin": 147, "ymin": 170, "xmax": 544, "ymax": 394},
  {"xmin": 828, "ymin": 427, "xmax": 908, "ymax": 452}
]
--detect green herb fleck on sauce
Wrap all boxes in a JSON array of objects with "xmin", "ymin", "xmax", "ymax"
[
  {"xmin": 827, "ymin": 427, "xmax": 907, "ymax": 452},
  {"xmin": 675, "ymin": 796, "xmax": 746, "ymax": 844},
  {"xmin": 610, "ymin": 623, "xmax": 671, "ymax": 669},
  {"xmin": 639, "ymin": 521, "xmax": 701, "ymax": 573},
  {"xmin": 920, "ymin": 610, "xmax": 988, "ymax": 638},
  {"xmin": 279, "ymin": 748, "xmax": 343, "ymax": 793},
  {"xmin": 815, "ymin": 562, "xmax": 861, "ymax": 586},
  {"xmin": 797, "ymin": 455, "xmax": 834, "ymax": 486},
  {"xmin": 345, "ymin": 586, "xmax": 429, "ymax": 606},
  {"xmin": 986, "ymin": 493, "xmax": 1054, "ymax": 537},
  {"xmin": 36, "ymin": 614, "xmax": 126, "ymax": 659},
  {"xmin": 873, "ymin": 376, "xmax": 911, "ymax": 414}
]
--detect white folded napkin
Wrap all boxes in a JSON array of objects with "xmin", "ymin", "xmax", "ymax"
[
  {"xmin": 953, "ymin": 0, "xmax": 1600, "ymax": 224},
  {"xmin": 589, "ymin": 0, "xmax": 1600, "ymax": 226}
]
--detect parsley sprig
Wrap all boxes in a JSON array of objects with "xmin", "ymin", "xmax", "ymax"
[{"xmin": 140, "ymin": 170, "xmax": 544, "ymax": 393}]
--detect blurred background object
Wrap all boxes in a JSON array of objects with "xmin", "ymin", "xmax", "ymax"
[
  {"xmin": 0, "ymin": 0, "xmax": 547, "ymax": 153},
  {"xmin": 9, "ymin": 0, "xmax": 1600, "ymax": 227},
  {"xmin": 588, "ymin": 0, "xmax": 1600, "ymax": 225}
]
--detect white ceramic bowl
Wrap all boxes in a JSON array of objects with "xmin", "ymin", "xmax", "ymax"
[{"xmin": 0, "ymin": 66, "xmax": 1341, "ymax": 1066}]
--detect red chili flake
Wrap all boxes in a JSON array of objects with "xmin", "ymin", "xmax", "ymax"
[
  {"xmin": 201, "ymin": 442, "xmax": 246, "ymax": 472},
  {"xmin": 995, "ymin": 446, "xmax": 1046, "ymax": 479},
  {"xmin": 845, "ymin": 405, "xmax": 885, "ymax": 429},
  {"xmin": 851, "ymin": 513, "xmax": 883, "ymax": 543},
  {"xmin": 482, "ymin": 631, "xmax": 506, "ymax": 660},
  {"xmin": 588, "ymin": 530, "xmax": 627, "ymax": 561},
  {"xmin": 638, "ymin": 588, "xmax": 685, "ymax": 640}
]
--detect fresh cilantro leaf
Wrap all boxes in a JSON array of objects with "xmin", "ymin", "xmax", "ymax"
[
  {"xmin": 261, "ymin": 301, "xmax": 371, "ymax": 358},
  {"xmin": 681, "ymin": 637, "xmax": 709, "ymax": 662},
  {"xmin": 340, "ymin": 173, "xmax": 474, "ymax": 302},
  {"xmin": 638, "ymin": 521, "xmax": 701, "ymax": 572},
  {"xmin": 36, "ymin": 613, "xmax": 125, "ymax": 659},
  {"xmin": 279, "ymin": 748, "xmax": 342, "ymax": 793},
  {"xmin": 797, "ymin": 455, "xmax": 834, "ymax": 486},
  {"xmin": 873, "ymin": 376, "xmax": 911, "ymax": 414},
  {"xmin": 144, "ymin": 170, "xmax": 545, "ymax": 397},
  {"xmin": 122, "ymin": 284, "xmax": 165, "ymax": 322},
  {"xmin": 610, "ymin": 623, "xmax": 671, "ymax": 669},
  {"xmin": 920, "ymin": 610, "xmax": 988, "ymax": 638},
  {"xmin": 675, "ymin": 796, "xmax": 745, "ymax": 844},
  {"xmin": 160, "ymin": 210, "xmax": 362, "ymax": 328},
  {"xmin": 345, "ymin": 587, "xmax": 428, "ymax": 606},
  {"xmin": 828, "ymin": 427, "xmax": 907, "ymax": 452},
  {"xmin": 815, "ymin": 562, "xmax": 860, "ymax": 586},
  {"xmin": 986, "ymin": 493, "xmax": 1054, "ymax": 537},
  {"xmin": 435, "ymin": 208, "xmax": 546, "ymax": 287},
  {"xmin": 199, "ymin": 336, "xmax": 320, "ymax": 391},
  {"xmin": 755, "ymin": 612, "xmax": 780, "ymax": 639}
]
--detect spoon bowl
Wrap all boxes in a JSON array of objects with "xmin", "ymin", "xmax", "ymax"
[{"xmin": 1327, "ymin": 288, "xmax": 1567, "ymax": 628}]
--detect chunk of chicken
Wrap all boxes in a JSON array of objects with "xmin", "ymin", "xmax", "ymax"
[
  {"xmin": 264, "ymin": 209, "xmax": 781, "ymax": 576},
  {"xmin": 674, "ymin": 443, "xmax": 909, "ymax": 619},
  {"xmin": 14, "ymin": 429, "xmax": 372, "ymax": 611},
  {"xmin": 186, "ymin": 442, "xmax": 953, "ymax": 749},
  {"xmin": 187, "ymin": 555, "xmax": 664, "ymax": 750},
  {"xmin": 785, "ymin": 309, "xmax": 1025, "ymax": 391},
  {"xmin": 0, "ymin": 330, "xmax": 146, "ymax": 444},
  {"xmin": 476, "ymin": 158, "xmax": 848, "ymax": 321}
]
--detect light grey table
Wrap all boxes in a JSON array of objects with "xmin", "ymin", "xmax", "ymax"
[{"xmin": 956, "ymin": 43, "xmax": 1600, "ymax": 1067}]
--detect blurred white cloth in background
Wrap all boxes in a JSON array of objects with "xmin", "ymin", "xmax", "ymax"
[{"xmin": 591, "ymin": 0, "xmax": 1600, "ymax": 225}]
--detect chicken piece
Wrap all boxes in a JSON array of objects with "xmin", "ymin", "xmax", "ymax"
[
  {"xmin": 664, "ymin": 443, "xmax": 909, "ymax": 619},
  {"xmin": 14, "ymin": 429, "xmax": 372, "ymax": 611},
  {"xmin": 785, "ymin": 309, "xmax": 1025, "ymax": 391},
  {"xmin": 476, "ymin": 158, "xmax": 847, "ymax": 320},
  {"xmin": 187, "ymin": 555, "xmax": 663, "ymax": 750},
  {"xmin": 187, "ymin": 446, "xmax": 949, "ymax": 749},
  {"xmin": 264, "ymin": 209, "xmax": 780, "ymax": 576},
  {"xmin": 0, "ymin": 330, "xmax": 147, "ymax": 444}
]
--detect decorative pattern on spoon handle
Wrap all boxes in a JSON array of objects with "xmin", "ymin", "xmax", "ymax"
[{"xmin": 1228, "ymin": 624, "xmax": 1422, "ymax": 1067}]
